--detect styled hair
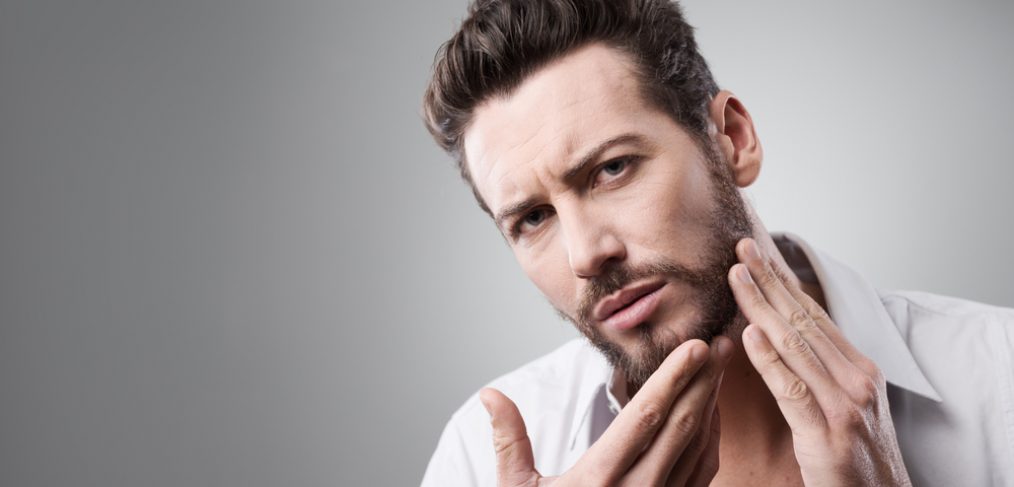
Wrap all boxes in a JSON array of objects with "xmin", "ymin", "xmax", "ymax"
[{"xmin": 422, "ymin": 0, "xmax": 719, "ymax": 214}]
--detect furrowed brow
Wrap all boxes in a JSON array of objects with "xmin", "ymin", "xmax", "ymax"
[
  {"xmin": 493, "ymin": 133, "xmax": 652, "ymax": 231},
  {"xmin": 494, "ymin": 197, "xmax": 539, "ymax": 232},
  {"xmin": 562, "ymin": 133, "xmax": 650, "ymax": 183}
]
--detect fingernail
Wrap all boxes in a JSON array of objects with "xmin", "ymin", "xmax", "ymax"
[
  {"xmin": 478, "ymin": 389, "xmax": 494, "ymax": 416},
  {"xmin": 748, "ymin": 239, "xmax": 762, "ymax": 261},
  {"xmin": 744, "ymin": 325, "xmax": 762, "ymax": 343},
  {"xmin": 736, "ymin": 264, "xmax": 752, "ymax": 284},
  {"xmin": 716, "ymin": 337, "xmax": 733, "ymax": 360},
  {"xmin": 690, "ymin": 341, "xmax": 707, "ymax": 362}
]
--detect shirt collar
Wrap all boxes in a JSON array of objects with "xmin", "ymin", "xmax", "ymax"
[
  {"xmin": 568, "ymin": 232, "xmax": 942, "ymax": 449},
  {"xmin": 567, "ymin": 342, "xmax": 615, "ymax": 450}
]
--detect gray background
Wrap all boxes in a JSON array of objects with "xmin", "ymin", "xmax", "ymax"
[{"xmin": 1, "ymin": 1, "xmax": 1011, "ymax": 486}]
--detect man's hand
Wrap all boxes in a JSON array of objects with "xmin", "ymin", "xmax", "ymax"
[
  {"xmin": 728, "ymin": 238, "xmax": 912, "ymax": 486},
  {"xmin": 479, "ymin": 337, "xmax": 732, "ymax": 487}
]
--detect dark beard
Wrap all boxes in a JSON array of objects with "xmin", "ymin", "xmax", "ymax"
[{"xmin": 556, "ymin": 143, "xmax": 753, "ymax": 393}]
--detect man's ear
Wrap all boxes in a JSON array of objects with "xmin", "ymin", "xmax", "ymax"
[{"xmin": 708, "ymin": 90, "xmax": 763, "ymax": 188}]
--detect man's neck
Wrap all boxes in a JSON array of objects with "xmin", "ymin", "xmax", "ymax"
[
  {"xmin": 710, "ymin": 230, "xmax": 827, "ymax": 485},
  {"xmin": 714, "ymin": 336, "xmax": 797, "ymax": 470}
]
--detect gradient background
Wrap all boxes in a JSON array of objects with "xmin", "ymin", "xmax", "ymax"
[{"xmin": 1, "ymin": 1, "xmax": 1012, "ymax": 486}]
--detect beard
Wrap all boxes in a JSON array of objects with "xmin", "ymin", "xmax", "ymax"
[{"xmin": 555, "ymin": 142, "xmax": 754, "ymax": 393}]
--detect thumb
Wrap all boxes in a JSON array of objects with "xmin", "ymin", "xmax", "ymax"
[{"xmin": 479, "ymin": 387, "xmax": 540, "ymax": 486}]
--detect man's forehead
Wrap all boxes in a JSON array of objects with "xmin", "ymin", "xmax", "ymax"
[{"xmin": 462, "ymin": 44, "xmax": 652, "ymax": 215}]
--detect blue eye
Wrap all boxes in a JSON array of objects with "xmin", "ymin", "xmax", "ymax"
[
  {"xmin": 602, "ymin": 159, "xmax": 628, "ymax": 176},
  {"xmin": 511, "ymin": 207, "xmax": 555, "ymax": 239},
  {"xmin": 595, "ymin": 157, "xmax": 637, "ymax": 186}
]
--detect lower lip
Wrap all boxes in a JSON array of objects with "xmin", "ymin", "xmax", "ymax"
[{"xmin": 602, "ymin": 284, "xmax": 666, "ymax": 332}]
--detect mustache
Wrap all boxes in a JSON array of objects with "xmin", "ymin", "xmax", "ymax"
[{"xmin": 575, "ymin": 259, "xmax": 714, "ymax": 325}]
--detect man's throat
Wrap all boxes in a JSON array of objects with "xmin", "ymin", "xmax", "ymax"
[{"xmin": 712, "ymin": 344, "xmax": 803, "ymax": 486}]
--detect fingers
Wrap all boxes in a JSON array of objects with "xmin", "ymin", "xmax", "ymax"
[
  {"xmin": 729, "ymin": 239, "xmax": 855, "ymax": 406},
  {"xmin": 682, "ymin": 408, "xmax": 721, "ymax": 487},
  {"xmin": 479, "ymin": 388, "xmax": 540, "ymax": 486},
  {"xmin": 742, "ymin": 324, "xmax": 828, "ymax": 431},
  {"xmin": 629, "ymin": 338, "xmax": 730, "ymax": 484},
  {"xmin": 729, "ymin": 238, "xmax": 834, "ymax": 428},
  {"xmin": 663, "ymin": 367, "xmax": 724, "ymax": 487},
  {"xmin": 582, "ymin": 338, "xmax": 711, "ymax": 480},
  {"xmin": 774, "ymin": 270, "xmax": 876, "ymax": 376},
  {"xmin": 737, "ymin": 239, "xmax": 859, "ymax": 374}
]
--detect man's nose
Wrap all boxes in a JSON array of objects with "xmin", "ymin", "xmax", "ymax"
[{"xmin": 562, "ymin": 214, "xmax": 626, "ymax": 279}]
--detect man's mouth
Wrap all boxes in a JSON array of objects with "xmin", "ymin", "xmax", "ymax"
[{"xmin": 593, "ymin": 280, "xmax": 668, "ymax": 331}]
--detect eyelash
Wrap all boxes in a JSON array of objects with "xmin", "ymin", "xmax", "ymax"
[
  {"xmin": 509, "ymin": 156, "xmax": 638, "ymax": 240},
  {"xmin": 595, "ymin": 157, "xmax": 635, "ymax": 185}
]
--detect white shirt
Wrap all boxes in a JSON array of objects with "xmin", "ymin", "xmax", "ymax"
[{"xmin": 421, "ymin": 233, "xmax": 1014, "ymax": 486}]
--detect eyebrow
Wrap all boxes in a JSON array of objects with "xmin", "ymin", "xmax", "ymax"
[
  {"xmin": 563, "ymin": 133, "xmax": 649, "ymax": 182},
  {"xmin": 493, "ymin": 132, "xmax": 651, "ymax": 230}
]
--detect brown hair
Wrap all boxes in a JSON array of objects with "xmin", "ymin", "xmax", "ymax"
[{"xmin": 422, "ymin": 0, "xmax": 719, "ymax": 215}]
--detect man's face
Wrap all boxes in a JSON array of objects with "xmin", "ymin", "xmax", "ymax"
[{"xmin": 463, "ymin": 43, "xmax": 752, "ymax": 390}]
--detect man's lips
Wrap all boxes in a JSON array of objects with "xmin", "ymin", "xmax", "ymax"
[{"xmin": 592, "ymin": 279, "xmax": 668, "ymax": 327}]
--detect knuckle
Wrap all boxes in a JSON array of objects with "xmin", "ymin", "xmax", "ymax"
[
  {"xmin": 787, "ymin": 309, "xmax": 810, "ymax": 329},
  {"xmin": 636, "ymin": 403, "xmax": 665, "ymax": 431},
  {"xmin": 852, "ymin": 376, "xmax": 880, "ymax": 408},
  {"xmin": 760, "ymin": 348, "xmax": 782, "ymax": 366},
  {"xmin": 672, "ymin": 410, "xmax": 700, "ymax": 435},
  {"xmin": 805, "ymin": 300, "xmax": 831, "ymax": 320},
  {"xmin": 782, "ymin": 378, "xmax": 810, "ymax": 401},
  {"xmin": 492, "ymin": 432, "xmax": 527, "ymax": 456},
  {"xmin": 780, "ymin": 330, "xmax": 810, "ymax": 354},
  {"xmin": 758, "ymin": 268, "xmax": 781, "ymax": 288},
  {"xmin": 798, "ymin": 326, "xmax": 824, "ymax": 351}
]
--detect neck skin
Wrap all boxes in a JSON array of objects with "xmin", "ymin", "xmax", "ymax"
[{"xmin": 713, "ymin": 221, "xmax": 827, "ymax": 483}]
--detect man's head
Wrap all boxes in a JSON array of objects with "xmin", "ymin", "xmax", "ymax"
[
  {"xmin": 423, "ymin": 0, "xmax": 720, "ymax": 213},
  {"xmin": 423, "ymin": 0, "xmax": 765, "ymax": 391}
]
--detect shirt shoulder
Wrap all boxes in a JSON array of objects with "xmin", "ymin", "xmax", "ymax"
[
  {"xmin": 877, "ymin": 289, "xmax": 1014, "ymax": 485},
  {"xmin": 877, "ymin": 289, "xmax": 1014, "ymax": 394},
  {"xmin": 878, "ymin": 289, "xmax": 1014, "ymax": 365},
  {"xmin": 881, "ymin": 289, "xmax": 1014, "ymax": 322}
]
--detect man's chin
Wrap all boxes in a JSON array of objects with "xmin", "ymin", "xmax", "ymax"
[
  {"xmin": 590, "ymin": 311, "xmax": 744, "ymax": 393},
  {"xmin": 587, "ymin": 320, "xmax": 707, "ymax": 392}
]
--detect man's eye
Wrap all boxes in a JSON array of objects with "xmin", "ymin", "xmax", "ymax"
[
  {"xmin": 603, "ymin": 159, "xmax": 628, "ymax": 175},
  {"xmin": 595, "ymin": 157, "xmax": 636, "ymax": 185},
  {"xmin": 523, "ymin": 210, "xmax": 546, "ymax": 226},
  {"xmin": 513, "ymin": 208, "xmax": 554, "ymax": 238}
]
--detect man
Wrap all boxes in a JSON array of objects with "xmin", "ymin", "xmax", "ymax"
[{"xmin": 420, "ymin": 1, "xmax": 1014, "ymax": 485}]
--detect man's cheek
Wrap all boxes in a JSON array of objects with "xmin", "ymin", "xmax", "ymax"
[{"xmin": 523, "ymin": 251, "xmax": 573, "ymax": 297}]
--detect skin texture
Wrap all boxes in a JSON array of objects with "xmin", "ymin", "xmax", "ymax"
[
  {"xmin": 464, "ymin": 43, "xmax": 751, "ymax": 393},
  {"xmin": 465, "ymin": 43, "xmax": 911, "ymax": 486}
]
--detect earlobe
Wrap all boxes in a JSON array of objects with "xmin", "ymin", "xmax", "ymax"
[{"xmin": 708, "ymin": 90, "xmax": 763, "ymax": 188}]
